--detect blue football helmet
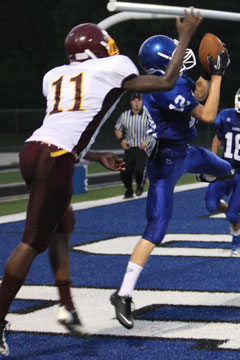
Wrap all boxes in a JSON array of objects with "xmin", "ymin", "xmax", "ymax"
[
  {"xmin": 235, "ymin": 88, "xmax": 240, "ymax": 113},
  {"xmin": 138, "ymin": 35, "xmax": 196, "ymax": 76}
]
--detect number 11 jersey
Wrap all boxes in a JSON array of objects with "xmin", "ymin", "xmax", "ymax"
[{"xmin": 27, "ymin": 55, "xmax": 139, "ymax": 158}]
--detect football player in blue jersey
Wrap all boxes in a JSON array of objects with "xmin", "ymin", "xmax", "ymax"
[
  {"xmin": 204, "ymin": 89, "xmax": 240, "ymax": 256},
  {"xmin": 110, "ymin": 34, "xmax": 233, "ymax": 329}
]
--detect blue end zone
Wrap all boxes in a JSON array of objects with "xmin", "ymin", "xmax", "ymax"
[
  {"xmin": 136, "ymin": 304, "xmax": 240, "ymax": 322},
  {"xmin": 5, "ymin": 334, "xmax": 240, "ymax": 360},
  {"xmin": 1, "ymin": 187, "xmax": 240, "ymax": 359}
]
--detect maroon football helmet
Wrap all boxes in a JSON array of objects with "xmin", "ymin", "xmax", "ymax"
[{"xmin": 64, "ymin": 23, "xmax": 119, "ymax": 62}]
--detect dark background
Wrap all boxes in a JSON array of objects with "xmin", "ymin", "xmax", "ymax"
[{"xmin": 1, "ymin": 0, "xmax": 240, "ymax": 149}]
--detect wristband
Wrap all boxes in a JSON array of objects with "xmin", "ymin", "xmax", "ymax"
[
  {"xmin": 119, "ymin": 137, "xmax": 124, "ymax": 142},
  {"xmin": 201, "ymin": 70, "xmax": 211, "ymax": 81}
]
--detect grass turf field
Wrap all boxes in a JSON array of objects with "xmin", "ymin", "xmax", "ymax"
[{"xmin": 0, "ymin": 173, "xmax": 196, "ymax": 216}]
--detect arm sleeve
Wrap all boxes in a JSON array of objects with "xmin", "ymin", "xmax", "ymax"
[
  {"xmin": 215, "ymin": 112, "xmax": 225, "ymax": 140},
  {"xmin": 106, "ymin": 55, "xmax": 139, "ymax": 88},
  {"xmin": 115, "ymin": 114, "xmax": 124, "ymax": 130}
]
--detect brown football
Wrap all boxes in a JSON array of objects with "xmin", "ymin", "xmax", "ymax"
[{"xmin": 198, "ymin": 33, "xmax": 224, "ymax": 73}]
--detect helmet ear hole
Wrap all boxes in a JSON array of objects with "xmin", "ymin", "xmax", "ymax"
[{"xmin": 64, "ymin": 23, "xmax": 119, "ymax": 62}]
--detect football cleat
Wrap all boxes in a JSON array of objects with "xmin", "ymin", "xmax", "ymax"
[
  {"xmin": 231, "ymin": 235, "xmax": 240, "ymax": 257},
  {"xmin": 110, "ymin": 291, "xmax": 134, "ymax": 329},
  {"xmin": 230, "ymin": 248, "xmax": 240, "ymax": 257},
  {"xmin": 0, "ymin": 320, "xmax": 9, "ymax": 357},
  {"xmin": 123, "ymin": 190, "xmax": 134, "ymax": 199},
  {"xmin": 136, "ymin": 185, "xmax": 144, "ymax": 197},
  {"xmin": 196, "ymin": 174, "xmax": 217, "ymax": 183},
  {"xmin": 57, "ymin": 305, "xmax": 87, "ymax": 337},
  {"xmin": 196, "ymin": 169, "xmax": 235, "ymax": 183}
]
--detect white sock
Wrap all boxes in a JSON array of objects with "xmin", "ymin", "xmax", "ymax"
[{"xmin": 118, "ymin": 261, "xmax": 143, "ymax": 298}]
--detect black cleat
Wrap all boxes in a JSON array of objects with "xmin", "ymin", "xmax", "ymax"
[
  {"xmin": 123, "ymin": 191, "xmax": 134, "ymax": 199},
  {"xmin": 0, "ymin": 320, "xmax": 9, "ymax": 357},
  {"xmin": 57, "ymin": 305, "xmax": 87, "ymax": 337},
  {"xmin": 136, "ymin": 186, "xmax": 144, "ymax": 197},
  {"xmin": 196, "ymin": 174, "xmax": 216, "ymax": 183},
  {"xmin": 196, "ymin": 169, "xmax": 235, "ymax": 183},
  {"xmin": 110, "ymin": 291, "xmax": 134, "ymax": 329}
]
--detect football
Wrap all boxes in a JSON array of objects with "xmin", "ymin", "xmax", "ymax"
[{"xmin": 198, "ymin": 33, "xmax": 225, "ymax": 74}]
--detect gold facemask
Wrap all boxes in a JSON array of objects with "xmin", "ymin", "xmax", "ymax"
[{"xmin": 107, "ymin": 36, "xmax": 119, "ymax": 56}]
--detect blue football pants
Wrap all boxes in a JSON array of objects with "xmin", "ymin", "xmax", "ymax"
[
  {"xmin": 143, "ymin": 145, "xmax": 232, "ymax": 245},
  {"xmin": 205, "ymin": 173, "xmax": 240, "ymax": 225}
]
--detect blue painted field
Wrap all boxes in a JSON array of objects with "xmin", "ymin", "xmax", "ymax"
[{"xmin": 1, "ymin": 186, "xmax": 240, "ymax": 359}]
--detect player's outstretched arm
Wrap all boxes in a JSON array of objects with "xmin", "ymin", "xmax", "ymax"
[
  {"xmin": 195, "ymin": 47, "xmax": 230, "ymax": 102},
  {"xmin": 123, "ymin": 8, "xmax": 202, "ymax": 93},
  {"xmin": 191, "ymin": 50, "xmax": 230, "ymax": 123},
  {"xmin": 84, "ymin": 151, "xmax": 125, "ymax": 171},
  {"xmin": 164, "ymin": 7, "xmax": 202, "ymax": 86},
  {"xmin": 194, "ymin": 76, "xmax": 210, "ymax": 102},
  {"xmin": 211, "ymin": 134, "xmax": 221, "ymax": 154}
]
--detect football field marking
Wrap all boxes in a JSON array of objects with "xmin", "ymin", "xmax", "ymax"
[
  {"xmin": 6, "ymin": 285, "xmax": 240, "ymax": 350},
  {"xmin": 74, "ymin": 234, "xmax": 232, "ymax": 257},
  {"xmin": 0, "ymin": 182, "xmax": 208, "ymax": 224}
]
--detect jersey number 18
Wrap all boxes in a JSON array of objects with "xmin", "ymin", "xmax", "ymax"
[{"xmin": 224, "ymin": 132, "xmax": 240, "ymax": 161}]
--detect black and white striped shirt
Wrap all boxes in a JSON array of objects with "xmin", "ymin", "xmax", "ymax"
[{"xmin": 115, "ymin": 109, "xmax": 148, "ymax": 147}]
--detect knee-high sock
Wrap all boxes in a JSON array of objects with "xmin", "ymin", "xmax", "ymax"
[
  {"xmin": 118, "ymin": 261, "xmax": 143, "ymax": 297},
  {"xmin": 0, "ymin": 272, "xmax": 24, "ymax": 321},
  {"xmin": 56, "ymin": 279, "xmax": 74, "ymax": 309}
]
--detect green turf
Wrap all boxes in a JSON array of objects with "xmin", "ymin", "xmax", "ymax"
[
  {"xmin": 0, "ymin": 185, "xmax": 125, "ymax": 217},
  {"xmin": 0, "ymin": 174, "xmax": 196, "ymax": 217},
  {"xmin": 0, "ymin": 171, "xmax": 24, "ymax": 184},
  {"xmin": 87, "ymin": 162, "xmax": 113, "ymax": 174},
  {"xmin": 0, "ymin": 163, "xmax": 112, "ymax": 185}
]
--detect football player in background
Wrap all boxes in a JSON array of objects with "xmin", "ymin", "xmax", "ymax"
[
  {"xmin": 110, "ymin": 33, "xmax": 233, "ymax": 329},
  {"xmin": 0, "ymin": 9, "xmax": 202, "ymax": 357},
  {"xmin": 204, "ymin": 89, "xmax": 240, "ymax": 256}
]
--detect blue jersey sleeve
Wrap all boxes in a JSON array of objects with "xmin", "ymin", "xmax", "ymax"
[{"xmin": 215, "ymin": 111, "xmax": 226, "ymax": 140}]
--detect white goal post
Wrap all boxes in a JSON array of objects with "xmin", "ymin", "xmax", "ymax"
[
  {"xmin": 106, "ymin": 1, "xmax": 240, "ymax": 25},
  {"xmin": 98, "ymin": 12, "xmax": 175, "ymax": 29}
]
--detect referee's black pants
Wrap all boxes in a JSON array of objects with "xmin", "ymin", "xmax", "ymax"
[{"xmin": 120, "ymin": 147, "xmax": 147, "ymax": 194}]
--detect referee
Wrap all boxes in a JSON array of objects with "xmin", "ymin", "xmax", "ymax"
[{"xmin": 115, "ymin": 93, "xmax": 148, "ymax": 198}]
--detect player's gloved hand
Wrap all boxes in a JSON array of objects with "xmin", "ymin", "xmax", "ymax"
[{"xmin": 207, "ymin": 49, "xmax": 230, "ymax": 76}]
